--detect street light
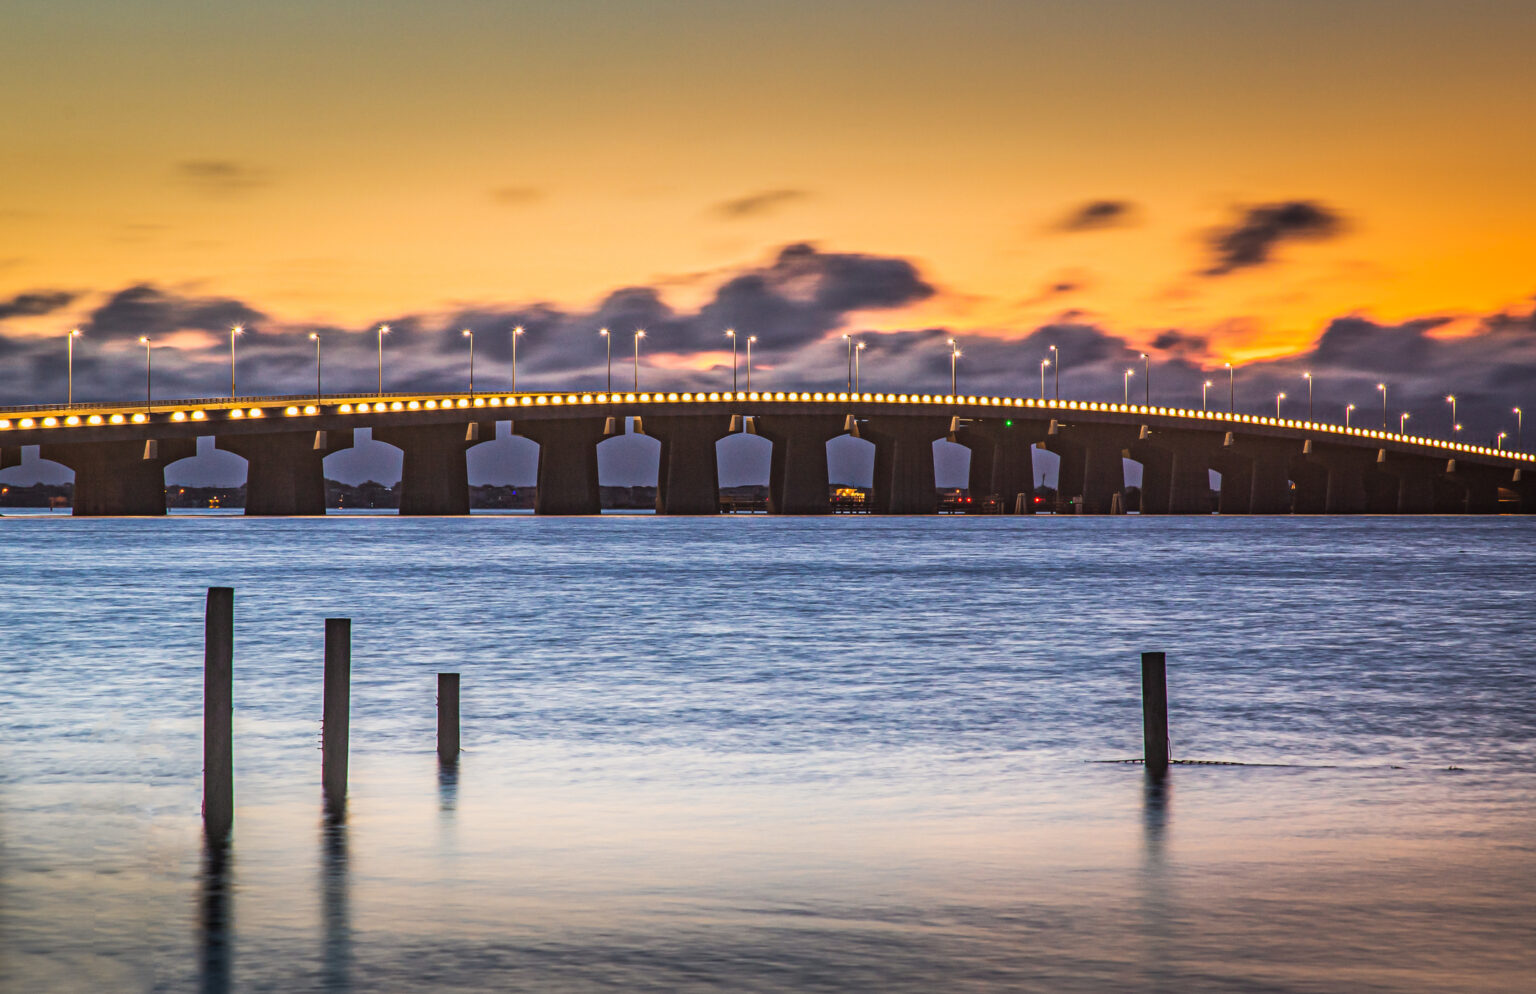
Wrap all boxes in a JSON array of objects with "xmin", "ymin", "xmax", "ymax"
[
  {"xmin": 512, "ymin": 325, "xmax": 525, "ymax": 392},
  {"xmin": 229, "ymin": 324, "xmax": 243, "ymax": 398},
  {"xmin": 1140, "ymin": 352, "xmax": 1149, "ymax": 404},
  {"xmin": 1497, "ymin": 431, "xmax": 1508, "ymax": 450},
  {"xmin": 138, "ymin": 336, "xmax": 153, "ymax": 411},
  {"xmin": 462, "ymin": 328, "xmax": 475, "ymax": 396},
  {"xmin": 1202, "ymin": 379, "xmax": 1212, "ymax": 412},
  {"xmin": 1376, "ymin": 383, "xmax": 1387, "ymax": 429},
  {"xmin": 1123, "ymin": 368, "xmax": 1133, "ymax": 404},
  {"xmin": 1513, "ymin": 407, "xmax": 1522, "ymax": 450},
  {"xmin": 855, "ymin": 340, "xmax": 866, "ymax": 391},
  {"xmin": 1225, "ymin": 361, "xmax": 1234, "ymax": 412},
  {"xmin": 599, "ymin": 328, "xmax": 611, "ymax": 392},
  {"xmin": 1275, "ymin": 391, "xmax": 1286, "ymax": 418},
  {"xmin": 376, "ymin": 324, "xmax": 389, "ymax": 395},
  {"xmin": 633, "ymin": 329, "xmax": 645, "ymax": 389},
  {"xmin": 1039, "ymin": 358, "xmax": 1050, "ymax": 400},
  {"xmin": 843, "ymin": 333, "xmax": 853, "ymax": 390},
  {"xmin": 726, "ymin": 329, "xmax": 738, "ymax": 392},
  {"xmin": 1303, "ymin": 371, "xmax": 1313, "ymax": 420},
  {"xmin": 1345, "ymin": 402, "xmax": 1355, "ymax": 428},
  {"xmin": 66, "ymin": 328, "xmax": 82, "ymax": 406},
  {"xmin": 309, "ymin": 333, "xmax": 321, "ymax": 403},
  {"xmin": 1048, "ymin": 344, "xmax": 1059, "ymax": 400},
  {"xmin": 1399, "ymin": 411, "xmax": 1410, "ymax": 434},
  {"xmin": 1445, "ymin": 394, "xmax": 1456, "ymax": 435},
  {"xmin": 947, "ymin": 338, "xmax": 960, "ymax": 397},
  {"xmin": 747, "ymin": 335, "xmax": 757, "ymax": 390}
]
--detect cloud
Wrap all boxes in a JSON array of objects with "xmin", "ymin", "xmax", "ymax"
[
  {"xmin": 1203, "ymin": 200, "xmax": 1345, "ymax": 276},
  {"xmin": 490, "ymin": 186, "xmax": 544, "ymax": 205},
  {"xmin": 82, "ymin": 284, "xmax": 267, "ymax": 342},
  {"xmin": 1052, "ymin": 200, "xmax": 1137, "ymax": 232},
  {"xmin": 0, "ymin": 289, "xmax": 76, "ymax": 321},
  {"xmin": 711, "ymin": 189, "xmax": 813, "ymax": 220},
  {"xmin": 175, "ymin": 160, "xmax": 271, "ymax": 195}
]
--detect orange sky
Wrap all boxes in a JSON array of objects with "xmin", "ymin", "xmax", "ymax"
[{"xmin": 3, "ymin": 0, "xmax": 1535, "ymax": 358}]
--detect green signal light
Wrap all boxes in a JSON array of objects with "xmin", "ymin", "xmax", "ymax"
[{"xmin": 1005, "ymin": 419, "xmax": 1014, "ymax": 426}]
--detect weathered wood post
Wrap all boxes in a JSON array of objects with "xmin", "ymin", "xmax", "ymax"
[
  {"xmin": 204, "ymin": 587, "xmax": 234, "ymax": 841},
  {"xmin": 1142, "ymin": 650, "xmax": 1170, "ymax": 774},
  {"xmin": 323, "ymin": 618, "xmax": 351, "ymax": 814},
  {"xmin": 437, "ymin": 673, "xmax": 460, "ymax": 764}
]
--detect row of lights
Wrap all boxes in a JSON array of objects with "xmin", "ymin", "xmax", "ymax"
[{"xmin": 0, "ymin": 392, "xmax": 1529, "ymax": 462}]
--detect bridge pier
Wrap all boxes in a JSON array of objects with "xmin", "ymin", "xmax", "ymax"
[
  {"xmin": 1, "ymin": 446, "xmax": 18, "ymax": 472},
  {"xmin": 956, "ymin": 419, "xmax": 1043, "ymax": 513},
  {"xmin": 1444, "ymin": 460, "xmax": 1503, "ymax": 514},
  {"xmin": 754, "ymin": 415, "xmax": 844, "ymax": 514},
  {"xmin": 41, "ymin": 437, "xmax": 197, "ymax": 516},
  {"xmin": 1127, "ymin": 431, "xmax": 1215, "ymax": 514},
  {"xmin": 217, "ymin": 429, "xmax": 354, "ymax": 516},
  {"xmin": 515, "ymin": 417, "xmax": 607, "ymax": 515},
  {"xmin": 1373, "ymin": 452, "xmax": 1440, "ymax": 513},
  {"xmin": 373, "ymin": 421, "xmax": 495, "ymax": 515},
  {"xmin": 865, "ymin": 416, "xmax": 949, "ymax": 514},
  {"xmin": 1047, "ymin": 423, "xmax": 1133, "ymax": 514},
  {"xmin": 1311, "ymin": 447, "xmax": 1377, "ymax": 514},
  {"xmin": 1218, "ymin": 437, "xmax": 1299, "ymax": 513},
  {"xmin": 644, "ymin": 414, "xmax": 733, "ymax": 514}
]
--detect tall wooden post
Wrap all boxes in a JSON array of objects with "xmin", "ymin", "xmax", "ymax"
[
  {"xmin": 204, "ymin": 587, "xmax": 234, "ymax": 841},
  {"xmin": 323, "ymin": 618, "xmax": 351, "ymax": 814},
  {"xmin": 437, "ymin": 673, "xmax": 460, "ymax": 763},
  {"xmin": 1142, "ymin": 651, "xmax": 1170, "ymax": 774}
]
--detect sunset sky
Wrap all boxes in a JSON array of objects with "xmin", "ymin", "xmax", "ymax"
[{"xmin": 2, "ymin": 0, "xmax": 1534, "ymax": 479}]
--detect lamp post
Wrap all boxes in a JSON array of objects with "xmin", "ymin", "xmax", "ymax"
[
  {"xmin": 310, "ymin": 333, "xmax": 321, "ymax": 403},
  {"xmin": 376, "ymin": 324, "xmax": 389, "ymax": 395},
  {"xmin": 138, "ymin": 336, "xmax": 152, "ymax": 411},
  {"xmin": 947, "ymin": 338, "xmax": 960, "ymax": 398},
  {"xmin": 1202, "ymin": 380, "xmax": 1212, "ymax": 412},
  {"xmin": 1376, "ymin": 383, "xmax": 1387, "ymax": 429},
  {"xmin": 855, "ymin": 341, "xmax": 866, "ymax": 391},
  {"xmin": 633, "ymin": 329, "xmax": 645, "ymax": 390},
  {"xmin": 1226, "ymin": 362, "xmax": 1234, "ymax": 412},
  {"xmin": 1123, "ymin": 368, "xmax": 1133, "ymax": 404},
  {"xmin": 599, "ymin": 328, "xmax": 611, "ymax": 392},
  {"xmin": 1515, "ymin": 407, "xmax": 1523, "ymax": 449},
  {"xmin": 229, "ymin": 324, "xmax": 243, "ymax": 398},
  {"xmin": 1303, "ymin": 371, "xmax": 1313, "ymax": 420},
  {"xmin": 1048, "ymin": 344, "xmax": 1059, "ymax": 401},
  {"xmin": 1399, "ymin": 411, "xmax": 1409, "ymax": 434},
  {"xmin": 1140, "ymin": 352, "xmax": 1149, "ymax": 404},
  {"xmin": 462, "ymin": 328, "xmax": 475, "ymax": 396},
  {"xmin": 1345, "ymin": 402, "xmax": 1355, "ymax": 428},
  {"xmin": 1497, "ymin": 431, "xmax": 1508, "ymax": 451},
  {"xmin": 1040, "ymin": 358, "xmax": 1050, "ymax": 400},
  {"xmin": 747, "ymin": 335, "xmax": 757, "ymax": 390},
  {"xmin": 843, "ymin": 333, "xmax": 853, "ymax": 390},
  {"xmin": 1446, "ymin": 395, "xmax": 1457, "ymax": 435},
  {"xmin": 1275, "ymin": 391, "xmax": 1286, "ymax": 418},
  {"xmin": 66, "ymin": 327, "xmax": 81, "ymax": 405},
  {"xmin": 726, "ymin": 329, "xmax": 738, "ymax": 392},
  {"xmin": 512, "ymin": 325, "xmax": 525, "ymax": 392}
]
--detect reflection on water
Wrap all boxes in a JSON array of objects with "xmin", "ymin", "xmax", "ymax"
[{"xmin": 1, "ymin": 516, "xmax": 1534, "ymax": 992}]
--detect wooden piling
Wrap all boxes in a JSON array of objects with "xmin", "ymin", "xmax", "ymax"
[
  {"xmin": 323, "ymin": 618, "xmax": 351, "ymax": 813},
  {"xmin": 437, "ymin": 673, "xmax": 460, "ymax": 764},
  {"xmin": 1141, "ymin": 651, "xmax": 1170, "ymax": 774},
  {"xmin": 203, "ymin": 587, "xmax": 234, "ymax": 841}
]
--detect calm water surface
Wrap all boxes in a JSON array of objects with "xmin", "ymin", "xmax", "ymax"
[{"xmin": 1, "ymin": 513, "xmax": 1533, "ymax": 992}]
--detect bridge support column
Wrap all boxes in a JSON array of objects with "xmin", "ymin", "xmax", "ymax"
[
  {"xmin": 754, "ymin": 415, "xmax": 844, "ymax": 514},
  {"xmin": 515, "ymin": 417, "xmax": 607, "ymax": 515},
  {"xmin": 866, "ymin": 416, "xmax": 948, "ymax": 514},
  {"xmin": 1, "ymin": 446, "xmax": 18, "ymax": 472},
  {"xmin": 41, "ymin": 437, "xmax": 197, "ymax": 516},
  {"xmin": 1445, "ymin": 461, "xmax": 1503, "ymax": 514},
  {"xmin": 1047, "ymin": 423, "xmax": 1133, "ymax": 514},
  {"xmin": 1132, "ymin": 443, "xmax": 1172, "ymax": 514},
  {"xmin": 1314, "ymin": 448, "xmax": 1373, "ymax": 514},
  {"xmin": 373, "ymin": 421, "xmax": 495, "ymax": 515},
  {"xmin": 1212, "ymin": 449, "xmax": 1253, "ymax": 514},
  {"xmin": 1373, "ymin": 452, "xmax": 1439, "ymax": 514},
  {"xmin": 217, "ymin": 429, "xmax": 353, "ymax": 516},
  {"xmin": 1131, "ymin": 432, "xmax": 1215, "ymax": 514},
  {"xmin": 956, "ymin": 419, "xmax": 1044, "ymax": 513},
  {"xmin": 1221, "ymin": 437, "xmax": 1300, "ymax": 513},
  {"xmin": 644, "ymin": 414, "xmax": 732, "ymax": 514}
]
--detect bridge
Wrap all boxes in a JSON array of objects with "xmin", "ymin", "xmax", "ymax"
[{"xmin": 1, "ymin": 388, "xmax": 1531, "ymax": 515}]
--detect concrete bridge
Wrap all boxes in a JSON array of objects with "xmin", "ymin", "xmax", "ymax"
[{"xmin": 1, "ymin": 388, "xmax": 1531, "ymax": 515}]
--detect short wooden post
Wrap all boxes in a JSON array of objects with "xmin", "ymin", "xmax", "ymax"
[
  {"xmin": 323, "ymin": 618, "xmax": 351, "ymax": 813},
  {"xmin": 1141, "ymin": 651, "xmax": 1170, "ymax": 774},
  {"xmin": 203, "ymin": 587, "xmax": 234, "ymax": 841},
  {"xmin": 437, "ymin": 673, "xmax": 460, "ymax": 764}
]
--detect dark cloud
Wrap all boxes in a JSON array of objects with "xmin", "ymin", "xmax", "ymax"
[
  {"xmin": 1203, "ymin": 200, "xmax": 1345, "ymax": 276},
  {"xmin": 490, "ymin": 186, "xmax": 544, "ymax": 205},
  {"xmin": 0, "ymin": 289, "xmax": 75, "ymax": 321},
  {"xmin": 82, "ymin": 284, "xmax": 267, "ymax": 342},
  {"xmin": 1053, "ymin": 200, "xmax": 1137, "ymax": 232},
  {"xmin": 711, "ymin": 189, "xmax": 813, "ymax": 219},
  {"xmin": 1150, "ymin": 329, "xmax": 1209, "ymax": 355},
  {"xmin": 175, "ymin": 160, "xmax": 271, "ymax": 195}
]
